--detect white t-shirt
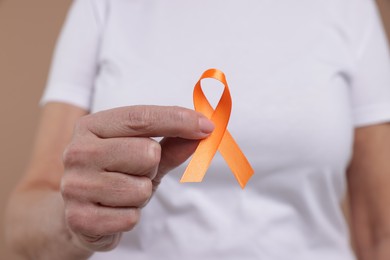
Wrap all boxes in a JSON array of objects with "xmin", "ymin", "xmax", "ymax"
[{"xmin": 42, "ymin": 0, "xmax": 390, "ymax": 259}]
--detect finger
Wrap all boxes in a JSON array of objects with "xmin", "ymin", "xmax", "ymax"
[
  {"xmin": 77, "ymin": 233, "xmax": 122, "ymax": 252},
  {"xmin": 98, "ymin": 137, "xmax": 161, "ymax": 177},
  {"xmin": 81, "ymin": 105, "xmax": 214, "ymax": 139},
  {"xmin": 61, "ymin": 171, "xmax": 153, "ymax": 208},
  {"xmin": 63, "ymin": 136, "xmax": 160, "ymax": 177},
  {"xmin": 152, "ymin": 137, "xmax": 200, "ymax": 188},
  {"xmin": 65, "ymin": 202, "xmax": 140, "ymax": 238}
]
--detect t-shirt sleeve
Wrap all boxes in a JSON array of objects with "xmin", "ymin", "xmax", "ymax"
[
  {"xmin": 349, "ymin": 0, "xmax": 390, "ymax": 127},
  {"xmin": 40, "ymin": 0, "xmax": 105, "ymax": 110}
]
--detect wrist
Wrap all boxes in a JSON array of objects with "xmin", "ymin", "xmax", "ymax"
[{"xmin": 5, "ymin": 188, "xmax": 93, "ymax": 260}]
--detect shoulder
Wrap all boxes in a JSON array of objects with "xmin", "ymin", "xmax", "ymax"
[{"xmin": 68, "ymin": 0, "xmax": 109, "ymax": 26}]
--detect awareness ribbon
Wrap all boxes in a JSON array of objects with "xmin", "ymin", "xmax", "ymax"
[{"xmin": 180, "ymin": 68, "xmax": 254, "ymax": 189}]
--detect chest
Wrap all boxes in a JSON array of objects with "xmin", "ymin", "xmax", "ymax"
[{"xmin": 92, "ymin": 0, "xmax": 355, "ymax": 175}]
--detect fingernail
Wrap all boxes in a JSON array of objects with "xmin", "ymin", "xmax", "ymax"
[{"xmin": 198, "ymin": 117, "xmax": 215, "ymax": 134}]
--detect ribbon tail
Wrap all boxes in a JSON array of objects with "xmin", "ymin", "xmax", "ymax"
[
  {"xmin": 219, "ymin": 131, "xmax": 254, "ymax": 189},
  {"xmin": 180, "ymin": 133, "xmax": 220, "ymax": 183}
]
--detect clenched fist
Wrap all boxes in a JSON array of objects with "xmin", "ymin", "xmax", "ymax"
[{"xmin": 61, "ymin": 105, "xmax": 214, "ymax": 252}]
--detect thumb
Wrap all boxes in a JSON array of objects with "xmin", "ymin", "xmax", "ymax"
[{"xmin": 152, "ymin": 137, "xmax": 200, "ymax": 188}]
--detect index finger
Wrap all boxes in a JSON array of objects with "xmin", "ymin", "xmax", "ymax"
[{"xmin": 82, "ymin": 105, "xmax": 214, "ymax": 139}]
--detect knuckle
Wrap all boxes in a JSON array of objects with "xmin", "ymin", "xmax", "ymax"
[
  {"xmin": 81, "ymin": 234, "xmax": 121, "ymax": 252},
  {"xmin": 63, "ymin": 142, "xmax": 101, "ymax": 168},
  {"xmin": 127, "ymin": 106, "xmax": 154, "ymax": 132},
  {"xmin": 60, "ymin": 175, "xmax": 74, "ymax": 200},
  {"xmin": 62, "ymin": 143, "xmax": 83, "ymax": 168},
  {"xmin": 60, "ymin": 173, "xmax": 88, "ymax": 201},
  {"xmin": 169, "ymin": 107, "xmax": 196, "ymax": 136},
  {"xmin": 65, "ymin": 205, "xmax": 87, "ymax": 233},
  {"xmin": 136, "ymin": 178, "xmax": 153, "ymax": 206},
  {"xmin": 66, "ymin": 205, "xmax": 102, "ymax": 236},
  {"xmin": 145, "ymin": 140, "xmax": 161, "ymax": 168},
  {"xmin": 123, "ymin": 209, "xmax": 140, "ymax": 231},
  {"xmin": 173, "ymin": 106, "xmax": 189, "ymax": 123}
]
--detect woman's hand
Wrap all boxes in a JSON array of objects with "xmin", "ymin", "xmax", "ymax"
[{"xmin": 61, "ymin": 105, "xmax": 214, "ymax": 251}]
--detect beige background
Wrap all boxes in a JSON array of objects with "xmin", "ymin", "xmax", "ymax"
[
  {"xmin": 0, "ymin": 0, "xmax": 71, "ymax": 258},
  {"xmin": 0, "ymin": 1, "xmax": 389, "ymax": 259}
]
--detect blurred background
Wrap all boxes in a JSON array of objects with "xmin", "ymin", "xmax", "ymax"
[
  {"xmin": 0, "ymin": 0, "xmax": 71, "ymax": 258},
  {"xmin": 0, "ymin": 0, "xmax": 389, "ymax": 259}
]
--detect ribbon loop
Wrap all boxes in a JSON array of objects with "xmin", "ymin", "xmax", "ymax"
[{"xmin": 180, "ymin": 69, "xmax": 254, "ymax": 189}]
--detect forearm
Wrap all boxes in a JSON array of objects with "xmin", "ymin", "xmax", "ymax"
[
  {"xmin": 347, "ymin": 123, "xmax": 390, "ymax": 260},
  {"xmin": 374, "ymin": 237, "xmax": 390, "ymax": 260},
  {"xmin": 5, "ymin": 186, "xmax": 92, "ymax": 260}
]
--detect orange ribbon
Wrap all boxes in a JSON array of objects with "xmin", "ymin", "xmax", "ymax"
[{"xmin": 180, "ymin": 68, "xmax": 254, "ymax": 189}]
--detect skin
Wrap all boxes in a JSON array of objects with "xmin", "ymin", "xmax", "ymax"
[
  {"xmin": 4, "ymin": 102, "xmax": 390, "ymax": 260},
  {"xmin": 347, "ymin": 123, "xmax": 390, "ymax": 260},
  {"xmin": 5, "ymin": 103, "xmax": 214, "ymax": 259}
]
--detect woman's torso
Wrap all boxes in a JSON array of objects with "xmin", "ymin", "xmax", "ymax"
[{"xmin": 90, "ymin": 0, "xmax": 357, "ymax": 259}]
